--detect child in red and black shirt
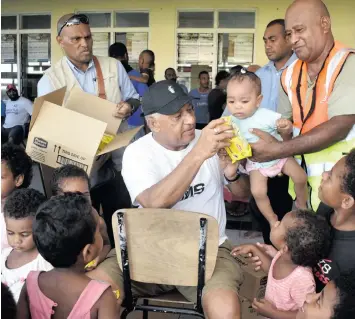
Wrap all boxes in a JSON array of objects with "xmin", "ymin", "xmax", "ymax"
[{"xmin": 313, "ymin": 149, "xmax": 355, "ymax": 292}]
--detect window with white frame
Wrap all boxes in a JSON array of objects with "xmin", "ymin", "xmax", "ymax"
[
  {"xmin": 1, "ymin": 14, "xmax": 51, "ymax": 100},
  {"xmin": 78, "ymin": 11, "xmax": 150, "ymax": 70},
  {"xmin": 177, "ymin": 10, "xmax": 256, "ymax": 91}
]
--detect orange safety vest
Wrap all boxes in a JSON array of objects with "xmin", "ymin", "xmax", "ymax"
[{"xmin": 281, "ymin": 41, "xmax": 355, "ymax": 210}]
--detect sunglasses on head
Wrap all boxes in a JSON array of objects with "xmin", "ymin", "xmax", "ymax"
[{"xmin": 58, "ymin": 14, "xmax": 89, "ymax": 36}]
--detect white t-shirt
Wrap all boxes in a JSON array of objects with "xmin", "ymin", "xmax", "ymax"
[
  {"xmin": 1, "ymin": 247, "xmax": 53, "ymax": 302},
  {"xmin": 122, "ymin": 130, "xmax": 228, "ymax": 245},
  {"xmin": 3, "ymin": 97, "xmax": 33, "ymax": 129}
]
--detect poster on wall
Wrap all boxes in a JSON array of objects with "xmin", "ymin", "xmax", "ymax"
[
  {"xmin": 28, "ymin": 34, "xmax": 49, "ymax": 62},
  {"xmin": 92, "ymin": 33, "xmax": 110, "ymax": 57},
  {"xmin": 1, "ymin": 35, "xmax": 15, "ymax": 63},
  {"xmin": 233, "ymin": 34, "xmax": 254, "ymax": 63},
  {"xmin": 126, "ymin": 33, "xmax": 148, "ymax": 62},
  {"xmin": 217, "ymin": 33, "xmax": 253, "ymax": 69},
  {"xmin": 115, "ymin": 32, "xmax": 148, "ymax": 63},
  {"xmin": 177, "ymin": 33, "xmax": 214, "ymax": 65}
]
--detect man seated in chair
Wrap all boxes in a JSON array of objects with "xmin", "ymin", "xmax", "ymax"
[
  {"xmin": 1, "ymin": 85, "xmax": 33, "ymax": 145},
  {"xmin": 90, "ymin": 80, "xmax": 249, "ymax": 319}
]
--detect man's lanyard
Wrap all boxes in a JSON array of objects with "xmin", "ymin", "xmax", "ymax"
[{"xmin": 295, "ymin": 44, "xmax": 334, "ymax": 135}]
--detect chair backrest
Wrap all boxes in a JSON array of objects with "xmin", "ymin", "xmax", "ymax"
[{"xmin": 112, "ymin": 208, "xmax": 219, "ymax": 287}]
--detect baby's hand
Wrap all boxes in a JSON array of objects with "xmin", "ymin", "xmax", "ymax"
[
  {"xmin": 231, "ymin": 244, "xmax": 256, "ymax": 258},
  {"xmin": 276, "ymin": 118, "xmax": 293, "ymax": 135}
]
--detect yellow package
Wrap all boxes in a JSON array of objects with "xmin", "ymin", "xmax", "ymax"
[
  {"xmin": 97, "ymin": 133, "xmax": 114, "ymax": 154},
  {"xmin": 84, "ymin": 259, "xmax": 97, "ymax": 270},
  {"xmin": 222, "ymin": 116, "xmax": 252, "ymax": 163}
]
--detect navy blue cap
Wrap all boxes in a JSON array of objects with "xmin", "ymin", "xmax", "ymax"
[{"xmin": 142, "ymin": 80, "xmax": 192, "ymax": 116}]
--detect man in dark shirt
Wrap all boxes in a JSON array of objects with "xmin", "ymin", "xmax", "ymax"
[
  {"xmin": 208, "ymin": 70, "xmax": 229, "ymax": 121},
  {"xmin": 313, "ymin": 149, "xmax": 355, "ymax": 292}
]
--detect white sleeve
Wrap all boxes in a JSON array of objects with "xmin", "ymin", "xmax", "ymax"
[
  {"xmin": 24, "ymin": 98, "xmax": 33, "ymax": 116},
  {"xmin": 37, "ymin": 74, "xmax": 55, "ymax": 97},
  {"xmin": 117, "ymin": 61, "xmax": 139, "ymax": 101},
  {"xmin": 122, "ymin": 144, "xmax": 162, "ymax": 206},
  {"xmin": 38, "ymin": 254, "xmax": 53, "ymax": 272},
  {"xmin": 265, "ymin": 109, "xmax": 282, "ymax": 129}
]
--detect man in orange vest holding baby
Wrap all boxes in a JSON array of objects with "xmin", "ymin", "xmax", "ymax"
[{"xmin": 250, "ymin": 0, "xmax": 355, "ymax": 210}]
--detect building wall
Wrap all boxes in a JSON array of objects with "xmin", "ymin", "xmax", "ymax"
[{"xmin": 2, "ymin": 0, "xmax": 355, "ymax": 81}]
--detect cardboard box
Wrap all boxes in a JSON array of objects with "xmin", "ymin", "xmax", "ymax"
[
  {"xmin": 241, "ymin": 296, "xmax": 264, "ymax": 319},
  {"xmin": 26, "ymin": 87, "xmax": 141, "ymax": 174},
  {"xmin": 234, "ymin": 254, "xmax": 267, "ymax": 302}
]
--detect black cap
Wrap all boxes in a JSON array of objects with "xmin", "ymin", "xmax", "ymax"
[{"xmin": 142, "ymin": 80, "xmax": 192, "ymax": 116}]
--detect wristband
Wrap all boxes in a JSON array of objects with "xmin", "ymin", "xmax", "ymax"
[{"xmin": 224, "ymin": 173, "xmax": 240, "ymax": 183}]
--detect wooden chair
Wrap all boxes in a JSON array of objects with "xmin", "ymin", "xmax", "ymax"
[{"xmin": 112, "ymin": 208, "xmax": 219, "ymax": 319}]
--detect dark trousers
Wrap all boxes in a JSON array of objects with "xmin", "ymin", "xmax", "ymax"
[
  {"xmin": 1, "ymin": 125, "xmax": 24, "ymax": 145},
  {"xmin": 249, "ymin": 174, "xmax": 293, "ymax": 245},
  {"xmin": 91, "ymin": 170, "xmax": 131, "ymax": 247}
]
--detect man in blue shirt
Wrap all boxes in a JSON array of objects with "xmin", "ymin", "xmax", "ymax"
[
  {"xmin": 1, "ymin": 100, "xmax": 6, "ymax": 126},
  {"xmin": 225, "ymin": 19, "xmax": 296, "ymax": 114},
  {"xmin": 109, "ymin": 42, "xmax": 148, "ymax": 131},
  {"xmin": 224, "ymin": 19, "xmax": 296, "ymax": 244},
  {"xmin": 189, "ymin": 70, "xmax": 211, "ymax": 130}
]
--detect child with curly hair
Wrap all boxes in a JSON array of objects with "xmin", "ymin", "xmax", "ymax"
[
  {"xmin": 1, "ymin": 143, "xmax": 33, "ymax": 249},
  {"xmin": 232, "ymin": 210, "xmax": 331, "ymax": 318},
  {"xmin": 1, "ymin": 188, "xmax": 52, "ymax": 301}
]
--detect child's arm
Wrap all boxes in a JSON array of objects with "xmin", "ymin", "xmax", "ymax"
[
  {"xmin": 86, "ymin": 217, "xmax": 111, "ymax": 271},
  {"xmin": 129, "ymin": 73, "xmax": 149, "ymax": 84},
  {"xmin": 97, "ymin": 288, "xmax": 120, "ymax": 318},
  {"xmin": 97, "ymin": 216, "xmax": 111, "ymax": 263},
  {"xmin": 252, "ymin": 299, "xmax": 298, "ymax": 319},
  {"xmin": 17, "ymin": 284, "xmax": 31, "ymax": 319},
  {"xmin": 276, "ymin": 118, "xmax": 293, "ymax": 141},
  {"xmin": 231, "ymin": 244, "xmax": 272, "ymax": 273}
]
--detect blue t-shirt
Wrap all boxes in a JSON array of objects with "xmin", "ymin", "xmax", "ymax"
[
  {"xmin": 128, "ymin": 69, "xmax": 148, "ymax": 127},
  {"xmin": 189, "ymin": 89, "xmax": 210, "ymax": 124},
  {"xmin": 1, "ymin": 100, "xmax": 6, "ymax": 117},
  {"xmin": 232, "ymin": 108, "xmax": 282, "ymax": 168}
]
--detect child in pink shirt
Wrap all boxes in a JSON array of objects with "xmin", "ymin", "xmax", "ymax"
[
  {"xmin": 1, "ymin": 143, "xmax": 33, "ymax": 250},
  {"xmin": 232, "ymin": 209, "xmax": 331, "ymax": 318},
  {"xmin": 17, "ymin": 193, "xmax": 118, "ymax": 318}
]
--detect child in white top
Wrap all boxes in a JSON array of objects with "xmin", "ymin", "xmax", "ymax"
[
  {"xmin": 1, "ymin": 188, "xmax": 52, "ymax": 301},
  {"xmin": 226, "ymin": 69, "xmax": 308, "ymax": 226}
]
